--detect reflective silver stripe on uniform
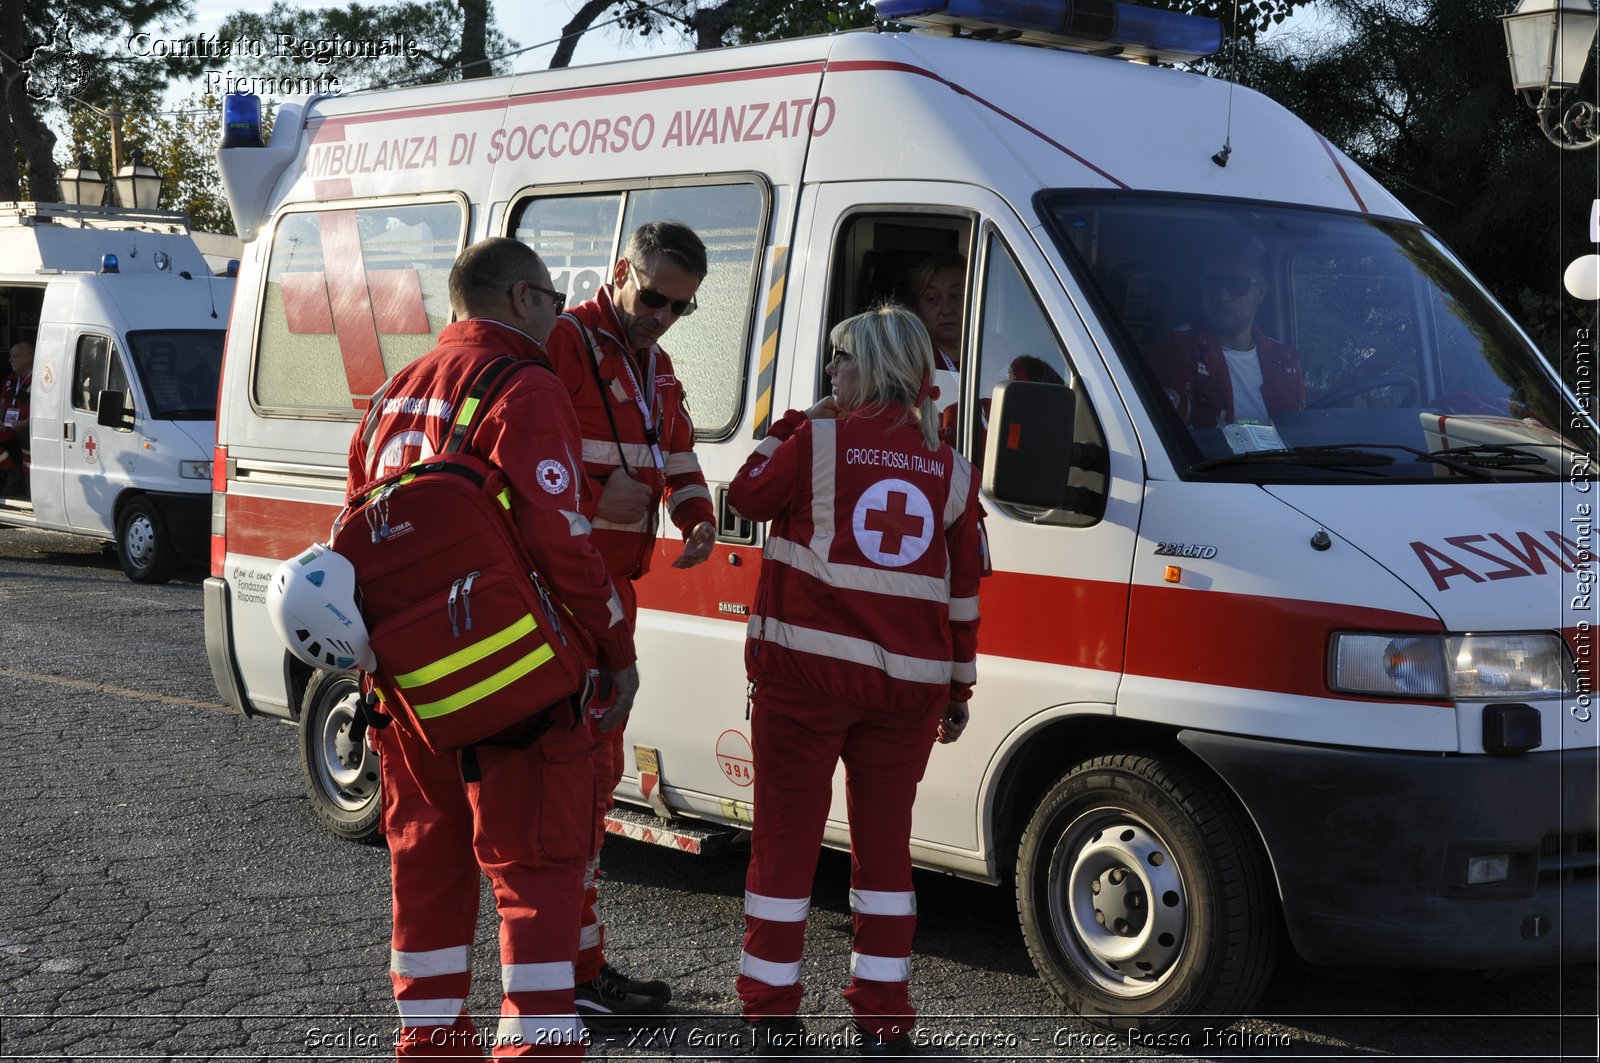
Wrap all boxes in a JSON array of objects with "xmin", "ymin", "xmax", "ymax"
[
  {"xmin": 952, "ymin": 658, "xmax": 977, "ymax": 684},
  {"xmin": 359, "ymin": 378, "xmax": 394, "ymax": 474},
  {"xmin": 395, "ymin": 998, "xmax": 464, "ymax": 1026},
  {"xmin": 944, "ymin": 456, "xmax": 972, "ymax": 529},
  {"xmin": 745, "ymin": 890, "xmax": 811, "ymax": 922},
  {"xmin": 503, "ymin": 960, "xmax": 574, "ymax": 992},
  {"xmin": 665, "ymin": 452, "xmax": 703, "ymax": 476},
  {"xmin": 746, "ymin": 615, "xmax": 953, "ymax": 685},
  {"xmin": 740, "ymin": 951, "xmax": 803, "ymax": 986},
  {"xmin": 849, "ymin": 889, "xmax": 916, "ymax": 917},
  {"xmin": 753, "ymin": 435, "xmax": 784, "ymax": 460},
  {"xmin": 809, "ymin": 419, "xmax": 838, "ymax": 557},
  {"xmin": 948, "ymin": 595, "xmax": 980, "ymax": 622},
  {"xmin": 562, "ymin": 509, "xmax": 592, "ymax": 537},
  {"xmin": 666, "ymin": 483, "xmax": 712, "ymax": 514},
  {"xmin": 592, "ymin": 514, "xmax": 652, "ymax": 533},
  {"xmin": 582, "ymin": 438, "xmax": 657, "ymax": 469},
  {"xmin": 584, "ymin": 857, "xmax": 600, "ymax": 889},
  {"xmin": 766, "ymin": 535, "xmax": 947, "ymax": 603},
  {"xmin": 579, "ymin": 923, "xmax": 602, "ymax": 950},
  {"xmin": 606, "ymin": 588, "xmax": 626, "ymax": 628},
  {"xmin": 497, "ymin": 1014, "xmax": 585, "ymax": 1045},
  {"xmin": 850, "ymin": 952, "xmax": 913, "ymax": 982},
  {"xmin": 391, "ymin": 945, "xmax": 471, "ymax": 978}
]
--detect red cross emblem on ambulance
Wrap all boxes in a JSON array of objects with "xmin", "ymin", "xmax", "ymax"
[
  {"xmin": 83, "ymin": 430, "xmax": 99, "ymax": 464},
  {"xmin": 853, "ymin": 478, "xmax": 934, "ymax": 567}
]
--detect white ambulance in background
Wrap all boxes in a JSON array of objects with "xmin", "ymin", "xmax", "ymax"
[
  {"xmin": 0, "ymin": 202, "xmax": 235, "ymax": 581},
  {"xmin": 204, "ymin": 0, "xmax": 1598, "ymax": 1031}
]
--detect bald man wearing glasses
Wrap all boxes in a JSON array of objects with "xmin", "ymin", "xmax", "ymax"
[
  {"xmin": 1147, "ymin": 251, "xmax": 1304, "ymax": 430},
  {"xmin": 543, "ymin": 220, "xmax": 717, "ymax": 1023}
]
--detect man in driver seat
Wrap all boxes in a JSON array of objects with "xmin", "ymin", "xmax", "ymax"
[{"xmin": 1147, "ymin": 251, "xmax": 1304, "ymax": 428}]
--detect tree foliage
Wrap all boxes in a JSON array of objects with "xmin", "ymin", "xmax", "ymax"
[
  {"xmin": 213, "ymin": 1, "xmax": 518, "ymax": 91},
  {"xmin": 1238, "ymin": 0, "xmax": 1596, "ymax": 358},
  {"xmin": 549, "ymin": 0, "xmax": 1310, "ymax": 64},
  {"xmin": 1, "ymin": 0, "xmax": 195, "ymax": 200}
]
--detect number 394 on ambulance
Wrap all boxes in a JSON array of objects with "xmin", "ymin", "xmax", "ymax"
[{"xmin": 203, "ymin": 0, "xmax": 1599, "ymax": 1032}]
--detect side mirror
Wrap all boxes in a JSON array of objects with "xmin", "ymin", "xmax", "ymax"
[
  {"xmin": 983, "ymin": 381, "xmax": 1077, "ymax": 508},
  {"xmin": 96, "ymin": 389, "xmax": 130, "ymax": 428}
]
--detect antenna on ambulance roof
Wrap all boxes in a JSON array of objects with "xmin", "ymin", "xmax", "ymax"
[
  {"xmin": 873, "ymin": 0, "xmax": 1224, "ymax": 65},
  {"xmin": 1211, "ymin": 0, "xmax": 1241, "ymax": 167}
]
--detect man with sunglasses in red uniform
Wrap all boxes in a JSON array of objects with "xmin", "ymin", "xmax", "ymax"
[
  {"xmin": 1147, "ymin": 250, "xmax": 1304, "ymax": 429},
  {"xmin": 543, "ymin": 221, "xmax": 717, "ymax": 1022}
]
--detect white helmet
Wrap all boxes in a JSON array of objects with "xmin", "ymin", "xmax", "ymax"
[{"xmin": 266, "ymin": 543, "xmax": 376, "ymax": 673}]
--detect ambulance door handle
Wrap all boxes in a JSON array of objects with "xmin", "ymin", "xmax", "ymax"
[
  {"xmin": 713, "ymin": 483, "xmax": 756, "ymax": 546},
  {"xmin": 63, "ymin": 422, "xmax": 75, "ymax": 442}
]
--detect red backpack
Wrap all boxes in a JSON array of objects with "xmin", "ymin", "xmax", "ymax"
[{"xmin": 333, "ymin": 356, "xmax": 594, "ymax": 752}]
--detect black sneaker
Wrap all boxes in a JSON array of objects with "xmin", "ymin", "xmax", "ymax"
[
  {"xmin": 601, "ymin": 961, "xmax": 672, "ymax": 1004},
  {"xmin": 574, "ymin": 969, "xmax": 665, "ymax": 1024},
  {"xmin": 849, "ymin": 1023, "xmax": 917, "ymax": 1056}
]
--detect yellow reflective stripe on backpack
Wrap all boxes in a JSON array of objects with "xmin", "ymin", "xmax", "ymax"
[
  {"xmin": 498, "ymin": 487, "xmax": 511, "ymax": 510},
  {"xmin": 407, "ymin": 642, "xmax": 558, "ymax": 720},
  {"xmin": 394, "ymin": 613, "xmax": 540, "ymax": 688}
]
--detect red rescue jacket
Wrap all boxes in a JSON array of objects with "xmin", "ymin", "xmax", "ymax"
[
  {"xmin": 1146, "ymin": 325, "xmax": 1304, "ymax": 428},
  {"xmin": 545, "ymin": 286, "xmax": 715, "ymax": 580},
  {"xmin": 346, "ymin": 319, "xmax": 635, "ymax": 671},
  {"xmin": 729, "ymin": 405, "xmax": 987, "ymax": 711}
]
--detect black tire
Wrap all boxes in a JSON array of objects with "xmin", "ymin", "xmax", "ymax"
[
  {"xmin": 116, "ymin": 496, "xmax": 177, "ymax": 583},
  {"xmin": 299, "ymin": 671, "xmax": 384, "ymax": 845},
  {"xmin": 1016, "ymin": 753, "xmax": 1280, "ymax": 1034}
]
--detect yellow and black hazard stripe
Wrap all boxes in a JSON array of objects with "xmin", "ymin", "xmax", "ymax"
[{"xmin": 751, "ymin": 245, "xmax": 788, "ymax": 439}]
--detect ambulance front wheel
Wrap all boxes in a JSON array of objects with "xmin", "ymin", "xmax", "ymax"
[
  {"xmin": 1015, "ymin": 753, "xmax": 1280, "ymax": 1034},
  {"xmin": 299, "ymin": 671, "xmax": 383, "ymax": 845},
  {"xmin": 116, "ymin": 496, "xmax": 176, "ymax": 583}
]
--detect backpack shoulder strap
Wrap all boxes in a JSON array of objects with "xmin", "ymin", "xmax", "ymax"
[{"xmin": 442, "ymin": 353, "xmax": 551, "ymax": 455}]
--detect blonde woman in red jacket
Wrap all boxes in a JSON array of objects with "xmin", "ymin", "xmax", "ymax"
[{"xmin": 728, "ymin": 304, "xmax": 987, "ymax": 1057}]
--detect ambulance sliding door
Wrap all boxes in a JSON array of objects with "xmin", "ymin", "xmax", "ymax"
[{"xmin": 800, "ymin": 183, "xmax": 1142, "ymax": 857}]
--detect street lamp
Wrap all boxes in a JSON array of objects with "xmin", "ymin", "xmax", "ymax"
[
  {"xmin": 114, "ymin": 148, "xmax": 163, "ymax": 210},
  {"xmin": 1503, "ymin": 0, "xmax": 1600, "ymax": 149},
  {"xmin": 58, "ymin": 154, "xmax": 106, "ymax": 207}
]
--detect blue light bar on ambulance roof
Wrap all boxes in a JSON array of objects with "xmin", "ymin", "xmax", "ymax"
[
  {"xmin": 873, "ymin": 0, "xmax": 1224, "ymax": 64},
  {"xmin": 220, "ymin": 93, "xmax": 265, "ymax": 149}
]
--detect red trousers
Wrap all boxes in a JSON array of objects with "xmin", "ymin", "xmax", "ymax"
[
  {"xmin": 575, "ymin": 581, "xmax": 635, "ymax": 984},
  {"xmin": 375, "ymin": 710, "xmax": 596, "ymax": 1060},
  {"xmin": 736, "ymin": 682, "xmax": 941, "ymax": 1040}
]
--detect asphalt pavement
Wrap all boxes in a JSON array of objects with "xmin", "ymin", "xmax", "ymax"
[{"xmin": 0, "ymin": 528, "xmax": 1595, "ymax": 1061}]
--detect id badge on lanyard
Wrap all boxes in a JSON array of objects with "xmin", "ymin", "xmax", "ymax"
[
  {"xmin": 3, "ymin": 408, "xmax": 16, "ymax": 429},
  {"xmin": 618, "ymin": 349, "xmax": 665, "ymax": 470}
]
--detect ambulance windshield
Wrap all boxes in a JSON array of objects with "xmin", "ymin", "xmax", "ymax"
[
  {"xmin": 126, "ymin": 329, "xmax": 225, "ymax": 420},
  {"xmin": 1043, "ymin": 193, "xmax": 1597, "ymax": 483}
]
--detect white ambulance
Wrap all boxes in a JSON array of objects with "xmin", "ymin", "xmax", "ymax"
[
  {"xmin": 0, "ymin": 202, "xmax": 235, "ymax": 581},
  {"xmin": 204, "ymin": 0, "xmax": 1597, "ymax": 1030}
]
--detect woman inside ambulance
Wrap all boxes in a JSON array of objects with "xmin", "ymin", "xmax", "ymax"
[
  {"xmin": 909, "ymin": 253, "xmax": 968, "ymax": 446},
  {"xmin": 727, "ymin": 305, "xmax": 986, "ymax": 1056}
]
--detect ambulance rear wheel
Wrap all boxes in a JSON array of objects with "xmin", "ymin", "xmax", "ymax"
[
  {"xmin": 116, "ymin": 496, "xmax": 176, "ymax": 583},
  {"xmin": 299, "ymin": 671, "xmax": 383, "ymax": 845},
  {"xmin": 1016, "ymin": 753, "xmax": 1280, "ymax": 1034}
]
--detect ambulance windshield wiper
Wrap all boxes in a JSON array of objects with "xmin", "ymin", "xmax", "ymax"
[
  {"xmin": 1191, "ymin": 445, "xmax": 1396, "ymax": 474},
  {"xmin": 1425, "ymin": 443, "xmax": 1558, "ymax": 469}
]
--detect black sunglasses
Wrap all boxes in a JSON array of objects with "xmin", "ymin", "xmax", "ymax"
[
  {"xmin": 1202, "ymin": 275, "xmax": 1262, "ymax": 298},
  {"xmin": 509, "ymin": 280, "xmax": 567, "ymax": 314},
  {"xmin": 628, "ymin": 262, "xmax": 698, "ymax": 317}
]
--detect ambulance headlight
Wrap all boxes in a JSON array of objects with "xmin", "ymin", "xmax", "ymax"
[
  {"xmin": 1330, "ymin": 633, "xmax": 1572, "ymax": 700},
  {"xmin": 179, "ymin": 460, "xmax": 212, "ymax": 480}
]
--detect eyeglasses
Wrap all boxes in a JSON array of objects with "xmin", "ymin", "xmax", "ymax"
[
  {"xmin": 1202, "ymin": 275, "xmax": 1262, "ymax": 298},
  {"xmin": 830, "ymin": 347, "xmax": 854, "ymax": 363},
  {"xmin": 508, "ymin": 280, "xmax": 567, "ymax": 314},
  {"xmin": 628, "ymin": 262, "xmax": 698, "ymax": 317}
]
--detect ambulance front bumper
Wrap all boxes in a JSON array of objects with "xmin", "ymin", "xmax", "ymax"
[{"xmin": 1179, "ymin": 730, "xmax": 1599, "ymax": 969}]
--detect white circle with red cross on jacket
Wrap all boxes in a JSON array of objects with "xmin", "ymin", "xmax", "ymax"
[{"xmin": 853, "ymin": 478, "xmax": 934, "ymax": 568}]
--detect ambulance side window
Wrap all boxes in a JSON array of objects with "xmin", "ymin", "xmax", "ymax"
[
  {"xmin": 511, "ymin": 179, "xmax": 768, "ymax": 440},
  {"xmin": 974, "ymin": 232, "xmax": 1105, "ymax": 525},
  {"xmin": 72, "ymin": 334, "xmax": 129, "ymax": 416},
  {"xmin": 255, "ymin": 200, "xmax": 465, "ymax": 414}
]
